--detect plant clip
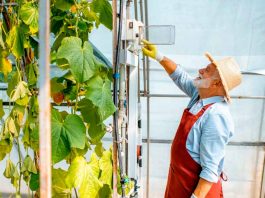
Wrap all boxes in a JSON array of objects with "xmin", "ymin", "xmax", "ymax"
[
  {"xmin": 113, "ymin": 73, "xmax": 120, "ymax": 79},
  {"xmin": 123, "ymin": 100, "xmax": 127, "ymax": 108},
  {"xmin": 121, "ymin": 176, "xmax": 130, "ymax": 185}
]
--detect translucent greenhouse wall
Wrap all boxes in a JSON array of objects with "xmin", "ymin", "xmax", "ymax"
[
  {"xmin": 90, "ymin": 0, "xmax": 265, "ymax": 197},
  {"xmin": 1, "ymin": 0, "xmax": 265, "ymax": 198}
]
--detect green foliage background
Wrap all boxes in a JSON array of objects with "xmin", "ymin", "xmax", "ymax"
[{"xmin": 0, "ymin": 0, "xmax": 123, "ymax": 197}]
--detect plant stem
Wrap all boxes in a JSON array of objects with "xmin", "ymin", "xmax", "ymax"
[
  {"xmin": 16, "ymin": 137, "xmax": 22, "ymax": 195},
  {"xmin": 74, "ymin": 0, "xmax": 79, "ymax": 37},
  {"xmin": 27, "ymin": 185, "xmax": 30, "ymax": 198},
  {"xmin": 73, "ymin": 83, "xmax": 79, "ymax": 114},
  {"xmin": 15, "ymin": 60, "xmax": 22, "ymax": 81},
  {"xmin": 74, "ymin": 188, "xmax": 79, "ymax": 198}
]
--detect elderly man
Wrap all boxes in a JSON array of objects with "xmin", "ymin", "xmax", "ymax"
[{"xmin": 142, "ymin": 40, "xmax": 242, "ymax": 198}]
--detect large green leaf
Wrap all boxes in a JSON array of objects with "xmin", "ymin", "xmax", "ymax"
[
  {"xmin": 20, "ymin": 3, "xmax": 39, "ymax": 34},
  {"xmin": 90, "ymin": 0, "xmax": 113, "ymax": 30},
  {"xmin": 85, "ymin": 75, "xmax": 116, "ymax": 121},
  {"xmin": 51, "ymin": 109, "xmax": 86, "ymax": 163},
  {"xmin": 78, "ymin": 99, "xmax": 106, "ymax": 143},
  {"xmin": 66, "ymin": 154, "xmax": 103, "ymax": 198},
  {"xmin": 52, "ymin": 168, "xmax": 71, "ymax": 198},
  {"xmin": 99, "ymin": 149, "xmax": 112, "ymax": 186},
  {"xmin": 57, "ymin": 37, "xmax": 98, "ymax": 83},
  {"xmin": 6, "ymin": 26, "xmax": 25, "ymax": 58}
]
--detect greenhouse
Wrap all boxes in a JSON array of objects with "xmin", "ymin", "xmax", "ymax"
[{"xmin": 0, "ymin": 0, "xmax": 265, "ymax": 198}]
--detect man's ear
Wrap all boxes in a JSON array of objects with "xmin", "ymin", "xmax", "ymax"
[{"xmin": 212, "ymin": 80, "xmax": 223, "ymax": 87}]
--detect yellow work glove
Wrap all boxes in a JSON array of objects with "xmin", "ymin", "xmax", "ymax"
[{"xmin": 141, "ymin": 39, "xmax": 164, "ymax": 62}]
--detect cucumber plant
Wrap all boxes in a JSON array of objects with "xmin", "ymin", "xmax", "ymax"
[{"xmin": 0, "ymin": 0, "xmax": 124, "ymax": 197}]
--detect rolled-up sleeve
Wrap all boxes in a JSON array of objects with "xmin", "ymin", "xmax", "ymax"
[
  {"xmin": 169, "ymin": 66, "xmax": 196, "ymax": 97},
  {"xmin": 199, "ymin": 113, "xmax": 232, "ymax": 183}
]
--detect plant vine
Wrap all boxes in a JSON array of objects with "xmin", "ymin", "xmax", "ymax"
[{"xmin": 0, "ymin": 0, "xmax": 133, "ymax": 197}]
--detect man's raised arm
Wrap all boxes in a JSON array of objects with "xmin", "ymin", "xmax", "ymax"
[{"xmin": 142, "ymin": 39, "xmax": 197, "ymax": 97}]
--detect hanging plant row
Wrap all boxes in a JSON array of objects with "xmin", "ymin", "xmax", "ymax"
[{"xmin": 0, "ymin": 0, "xmax": 131, "ymax": 197}]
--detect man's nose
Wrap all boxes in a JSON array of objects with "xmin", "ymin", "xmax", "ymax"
[{"xmin": 199, "ymin": 69, "xmax": 204, "ymax": 74}]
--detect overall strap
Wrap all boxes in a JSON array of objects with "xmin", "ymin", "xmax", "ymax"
[{"xmin": 195, "ymin": 103, "xmax": 213, "ymax": 118}]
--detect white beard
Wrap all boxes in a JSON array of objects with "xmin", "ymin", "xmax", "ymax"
[{"xmin": 193, "ymin": 74, "xmax": 212, "ymax": 89}]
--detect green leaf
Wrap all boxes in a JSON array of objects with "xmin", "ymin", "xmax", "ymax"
[
  {"xmin": 65, "ymin": 156, "xmax": 87, "ymax": 188},
  {"xmin": 99, "ymin": 149, "xmax": 112, "ymax": 186},
  {"xmin": 66, "ymin": 154, "xmax": 103, "ymax": 198},
  {"xmin": 23, "ymin": 97, "xmax": 39, "ymax": 150},
  {"xmin": 7, "ymin": 71, "xmax": 20, "ymax": 98},
  {"xmin": 51, "ymin": 109, "xmax": 86, "ymax": 163},
  {"xmin": 6, "ymin": 26, "xmax": 25, "ymax": 58},
  {"xmin": 29, "ymin": 172, "xmax": 39, "ymax": 191},
  {"xmin": 50, "ymin": 77, "xmax": 66, "ymax": 94},
  {"xmin": 52, "ymin": 168, "xmax": 71, "ymax": 198},
  {"xmin": 21, "ymin": 155, "xmax": 37, "ymax": 174},
  {"xmin": 0, "ymin": 139, "xmax": 13, "ymax": 161},
  {"xmin": 78, "ymin": 99, "xmax": 106, "ymax": 143},
  {"xmin": 21, "ymin": 155, "xmax": 37, "ymax": 183},
  {"xmin": 9, "ymin": 81, "xmax": 31, "ymax": 106},
  {"xmin": 57, "ymin": 37, "xmax": 98, "ymax": 83},
  {"xmin": 95, "ymin": 141, "xmax": 104, "ymax": 157},
  {"xmin": 54, "ymin": 0, "xmax": 74, "ymax": 11},
  {"xmin": 0, "ymin": 55, "xmax": 12, "ymax": 80},
  {"xmin": 26, "ymin": 63, "xmax": 39, "ymax": 86},
  {"xmin": 2, "ymin": 116, "xmax": 18, "ymax": 139},
  {"xmin": 81, "ymin": 5, "xmax": 100, "ymax": 27},
  {"xmin": 90, "ymin": 0, "xmax": 113, "ymax": 30},
  {"xmin": 20, "ymin": 3, "xmax": 39, "ymax": 34},
  {"xmin": 65, "ymin": 140, "xmax": 91, "ymax": 164},
  {"xmin": 0, "ymin": 22, "xmax": 6, "ymax": 49},
  {"xmin": 98, "ymin": 184, "xmax": 112, "ymax": 198},
  {"xmin": 0, "ymin": 99, "xmax": 4, "ymax": 119},
  {"xmin": 3, "ymin": 159, "xmax": 20, "ymax": 188},
  {"xmin": 85, "ymin": 75, "xmax": 116, "ymax": 121},
  {"xmin": 10, "ymin": 104, "xmax": 25, "ymax": 127}
]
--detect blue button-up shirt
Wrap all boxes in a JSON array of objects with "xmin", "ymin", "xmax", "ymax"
[{"xmin": 169, "ymin": 66, "xmax": 234, "ymax": 183}]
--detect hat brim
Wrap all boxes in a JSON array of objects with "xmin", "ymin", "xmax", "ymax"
[{"xmin": 205, "ymin": 52, "xmax": 231, "ymax": 102}]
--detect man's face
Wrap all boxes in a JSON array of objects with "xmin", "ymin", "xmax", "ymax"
[
  {"xmin": 198, "ymin": 63, "xmax": 218, "ymax": 80},
  {"xmin": 194, "ymin": 63, "xmax": 222, "ymax": 89}
]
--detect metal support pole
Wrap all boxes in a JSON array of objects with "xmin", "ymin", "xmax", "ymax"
[
  {"xmin": 259, "ymin": 89, "xmax": 265, "ymax": 198},
  {"xmin": 112, "ymin": 0, "xmax": 118, "ymax": 197},
  {"xmin": 134, "ymin": 0, "xmax": 138, "ymax": 20},
  {"xmin": 143, "ymin": 0, "xmax": 150, "ymax": 197},
  {"xmin": 39, "ymin": 0, "xmax": 51, "ymax": 197},
  {"xmin": 139, "ymin": 0, "xmax": 147, "ymax": 95}
]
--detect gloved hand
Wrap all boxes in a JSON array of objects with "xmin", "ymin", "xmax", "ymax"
[{"xmin": 141, "ymin": 39, "xmax": 164, "ymax": 62}]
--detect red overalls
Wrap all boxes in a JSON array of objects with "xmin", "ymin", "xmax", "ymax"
[{"xmin": 164, "ymin": 104, "xmax": 223, "ymax": 198}]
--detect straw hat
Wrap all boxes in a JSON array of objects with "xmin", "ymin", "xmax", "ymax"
[{"xmin": 205, "ymin": 52, "xmax": 242, "ymax": 102}]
